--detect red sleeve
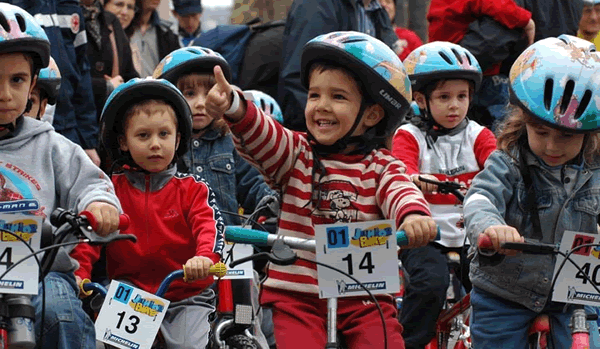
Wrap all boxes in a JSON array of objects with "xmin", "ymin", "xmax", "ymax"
[
  {"xmin": 474, "ymin": 0, "xmax": 532, "ymax": 29},
  {"xmin": 70, "ymin": 243, "xmax": 102, "ymax": 280},
  {"xmin": 473, "ymin": 127, "xmax": 497, "ymax": 169},
  {"xmin": 186, "ymin": 179, "xmax": 222, "ymax": 264},
  {"xmin": 395, "ymin": 28, "xmax": 424, "ymax": 61},
  {"xmin": 391, "ymin": 129, "xmax": 421, "ymax": 174}
]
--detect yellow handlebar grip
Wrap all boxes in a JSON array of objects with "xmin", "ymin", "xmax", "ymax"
[
  {"xmin": 209, "ymin": 262, "xmax": 227, "ymax": 278},
  {"xmin": 80, "ymin": 278, "xmax": 93, "ymax": 296}
]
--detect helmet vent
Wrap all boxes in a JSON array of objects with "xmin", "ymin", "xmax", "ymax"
[
  {"xmin": 451, "ymin": 48, "xmax": 463, "ymax": 64},
  {"xmin": 574, "ymin": 90, "xmax": 592, "ymax": 120},
  {"xmin": 438, "ymin": 51, "xmax": 453, "ymax": 65},
  {"xmin": 465, "ymin": 53, "xmax": 472, "ymax": 66},
  {"xmin": 0, "ymin": 13, "xmax": 10, "ymax": 33},
  {"xmin": 15, "ymin": 14, "xmax": 26, "ymax": 33},
  {"xmin": 544, "ymin": 79, "xmax": 554, "ymax": 111},
  {"xmin": 260, "ymin": 99, "xmax": 266, "ymax": 111},
  {"xmin": 559, "ymin": 80, "xmax": 575, "ymax": 114}
]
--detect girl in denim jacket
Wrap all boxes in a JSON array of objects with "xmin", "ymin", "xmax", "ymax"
[
  {"xmin": 464, "ymin": 35, "xmax": 600, "ymax": 348},
  {"xmin": 153, "ymin": 47, "xmax": 279, "ymax": 226}
]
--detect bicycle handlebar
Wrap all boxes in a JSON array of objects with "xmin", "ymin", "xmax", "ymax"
[
  {"xmin": 477, "ymin": 234, "xmax": 558, "ymax": 255},
  {"xmin": 79, "ymin": 210, "xmax": 130, "ymax": 232},
  {"xmin": 417, "ymin": 176, "xmax": 465, "ymax": 202}
]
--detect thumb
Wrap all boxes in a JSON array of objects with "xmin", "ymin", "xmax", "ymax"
[{"xmin": 214, "ymin": 65, "xmax": 229, "ymax": 92}]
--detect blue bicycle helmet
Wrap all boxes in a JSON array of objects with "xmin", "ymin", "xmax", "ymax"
[
  {"xmin": 301, "ymin": 31, "xmax": 412, "ymax": 145},
  {"xmin": 153, "ymin": 46, "xmax": 232, "ymax": 84},
  {"xmin": 0, "ymin": 3, "xmax": 50, "ymax": 72},
  {"xmin": 403, "ymin": 41, "xmax": 482, "ymax": 92},
  {"xmin": 243, "ymin": 90, "xmax": 283, "ymax": 124},
  {"xmin": 36, "ymin": 57, "xmax": 61, "ymax": 104},
  {"xmin": 509, "ymin": 34, "xmax": 600, "ymax": 132},
  {"xmin": 583, "ymin": 0, "xmax": 600, "ymax": 5},
  {"xmin": 100, "ymin": 78, "xmax": 193, "ymax": 161}
]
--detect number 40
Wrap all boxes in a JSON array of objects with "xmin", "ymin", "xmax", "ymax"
[{"xmin": 341, "ymin": 252, "xmax": 375, "ymax": 275}]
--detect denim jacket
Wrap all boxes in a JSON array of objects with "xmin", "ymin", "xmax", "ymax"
[
  {"xmin": 182, "ymin": 128, "xmax": 275, "ymax": 226},
  {"xmin": 464, "ymin": 149, "xmax": 600, "ymax": 312}
]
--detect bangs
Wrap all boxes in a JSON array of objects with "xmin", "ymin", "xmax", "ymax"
[{"xmin": 176, "ymin": 74, "xmax": 216, "ymax": 92}]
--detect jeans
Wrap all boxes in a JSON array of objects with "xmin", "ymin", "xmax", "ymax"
[
  {"xmin": 32, "ymin": 272, "xmax": 96, "ymax": 349},
  {"xmin": 471, "ymin": 287, "xmax": 600, "ymax": 349}
]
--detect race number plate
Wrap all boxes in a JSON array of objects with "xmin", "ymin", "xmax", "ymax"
[
  {"xmin": 222, "ymin": 242, "xmax": 254, "ymax": 280},
  {"xmin": 0, "ymin": 213, "xmax": 42, "ymax": 295},
  {"xmin": 315, "ymin": 220, "xmax": 399, "ymax": 299},
  {"xmin": 552, "ymin": 231, "xmax": 600, "ymax": 306},
  {"xmin": 95, "ymin": 281, "xmax": 170, "ymax": 349}
]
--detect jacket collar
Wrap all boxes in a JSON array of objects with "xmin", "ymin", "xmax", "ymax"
[{"xmin": 123, "ymin": 165, "xmax": 177, "ymax": 192}]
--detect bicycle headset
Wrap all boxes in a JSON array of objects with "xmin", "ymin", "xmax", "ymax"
[
  {"xmin": 300, "ymin": 31, "xmax": 412, "ymax": 154},
  {"xmin": 99, "ymin": 78, "xmax": 193, "ymax": 166},
  {"xmin": 243, "ymin": 89, "xmax": 284, "ymax": 124},
  {"xmin": 0, "ymin": 2, "xmax": 51, "ymax": 131}
]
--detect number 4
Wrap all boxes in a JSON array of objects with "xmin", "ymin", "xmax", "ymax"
[
  {"xmin": 0, "ymin": 247, "xmax": 13, "ymax": 270},
  {"xmin": 342, "ymin": 252, "xmax": 375, "ymax": 275}
]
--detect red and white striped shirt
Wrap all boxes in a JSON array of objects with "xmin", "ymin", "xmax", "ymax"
[{"xmin": 228, "ymin": 101, "xmax": 431, "ymax": 294}]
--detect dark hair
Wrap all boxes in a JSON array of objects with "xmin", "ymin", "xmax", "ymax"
[{"xmin": 124, "ymin": 0, "xmax": 143, "ymax": 37}]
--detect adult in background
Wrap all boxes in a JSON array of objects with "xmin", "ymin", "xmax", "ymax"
[
  {"xmin": 578, "ymin": 0, "xmax": 600, "ymax": 47},
  {"xmin": 278, "ymin": 0, "xmax": 403, "ymax": 132},
  {"xmin": 171, "ymin": 0, "xmax": 203, "ymax": 47},
  {"xmin": 104, "ymin": 0, "xmax": 143, "ymax": 74},
  {"xmin": 380, "ymin": 0, "xmax": 423, "ymax": 60},
  {"xmin": 81, "ymin": 0, "xmax": 138, "ymax": 122},
  {"xmin": 128, "ymin": 0, "xmax": 180, "ymax": 77}
]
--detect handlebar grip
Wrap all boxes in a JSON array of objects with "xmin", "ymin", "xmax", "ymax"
[
  {"xmin": 225, "ymin": 226, "xmax": 269, "ymax": 246},
  {"xmin": 397, "ymin": 226, "xmax": 441, "ymax": 246},
  {"xmin": 80, "ymin": 211, "xmax": 130, "ymax": 232},
  {"xmin": 80, "ymin": 278, "xmax": 93, "ymax": 297},
  {"xmin": 477, "ymin": 234, "xmax": 495, "ymax": 255},
  {"xmin": 181, "ymin": 262, "xmax": 228, "ymax": 281}
]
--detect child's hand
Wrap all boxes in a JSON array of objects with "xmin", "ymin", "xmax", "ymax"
[
  {"xmin": 183, "ymin": 256, "xmax": 214, "ymax": 282},
  {"xmin": 83, "ymin": 202, "xmax": 120, "ymax": 237},
  {"xmin": 205, "ymin": 65, "xmax": 233, "ymax": 119},
  {"xmin": 398, "ymin": 214, "xmax": 438, "ymax": 248},
  {"xmin": 412, "ymin": 174, "xmax": 438, "ymax": 193},
  {"xmin": 481, "ymin": 225, "xmax": 524, "ymax": 256}
]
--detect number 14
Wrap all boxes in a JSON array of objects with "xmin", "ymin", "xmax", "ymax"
[{"xmin": 341, "ymin": 252, "xmax": 375, "ymax": 275}]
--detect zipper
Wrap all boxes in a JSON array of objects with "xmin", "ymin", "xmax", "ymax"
[{"xmin": 145, "ymin": 175, "xmax": 150, "ymax": 245}]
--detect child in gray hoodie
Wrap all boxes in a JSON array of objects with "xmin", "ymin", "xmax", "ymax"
[{"xmin": 0, "ymin": 4, "xmax": 122, "ymax": 349}]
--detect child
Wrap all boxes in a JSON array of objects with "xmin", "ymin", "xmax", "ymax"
[
  {"xmin": 464, "ymin": 35, "xmax": 600, "ymax": 348},
  {"xmin": 391, "ymin": 41, "xmax": 497, "ymax": 348},
  {"xmin": 153, "ymin": 46, "xmax": 278, "ymax": 226},
  {"xmin": 0, "ymin": 4, "xmax": 122, "ymax": 349},
  {"xmin": 71, "ymin": 77, "xmax": 225, "ymax": 349},
  {"xmin": 205, "ymin": 31, "xmax": 438, "ymax": 348},
  {"xmin": 27, "ymin": 56, "xmax": 61, "ymax": 121}
]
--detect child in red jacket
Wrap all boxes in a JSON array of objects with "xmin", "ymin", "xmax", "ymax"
[{"xmin": 71, "ymin": 78, "xmax": 225, "ymax": 349}]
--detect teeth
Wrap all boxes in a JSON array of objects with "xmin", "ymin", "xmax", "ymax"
[{"xmin": 317, "ymin": 120, "xmax": 334, "ymax": 126}]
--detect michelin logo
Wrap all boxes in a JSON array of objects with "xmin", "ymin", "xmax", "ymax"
[
  {"xmin": 567, "ymin": 286, "xmax": 600, "ymax": 303},
  {"xmin": 103, "ymin": 329, "xmax": 140, "ymax": 349},
  {"xmin": 0, "ymin": 280, "xmax": 23, "ymax": 289},
  {"xmin": 336, "ymin": 280, "xmax": 386, "ymax": 295}
]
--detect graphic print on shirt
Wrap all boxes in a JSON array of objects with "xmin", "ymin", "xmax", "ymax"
[
  {"xmin": 312, "ymin": 180, "xmax": 359, "ymax": 224},
  {"xmin": 0, "ymin": 162, "xmax": 44, "ymax": 218}
]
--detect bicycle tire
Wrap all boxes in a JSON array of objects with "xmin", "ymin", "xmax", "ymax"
[{"xmin": 224, "ymin": 334, "xmax": 258, "ymax": 349}]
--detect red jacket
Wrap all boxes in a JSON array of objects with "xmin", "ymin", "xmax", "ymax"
[
  {"xmin": 72, "ymin": 167, "xmax": 224, "ymax": 302},
  {"xmin": 427, "ymin": 0, "xmax": 531, "ymax": 74}
]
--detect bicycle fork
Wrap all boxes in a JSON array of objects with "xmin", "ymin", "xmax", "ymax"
[{"xmin": 326, "ymin": 298, "xmax": 338, "ymax": 349}]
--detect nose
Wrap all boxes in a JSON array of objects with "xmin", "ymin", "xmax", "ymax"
[
  {"xmin": 546, "ymin": 136, "xmax": 560, "ymax": 152},
  {"xmin": 0, "ymin": 81, "xmax": 13, "ymax": 102},
  {"xmin": 149, "ymin": 135, "xmax": 160, "ymax": 150},
  {"xmin": 194, "ymin": 93, "xmax": 206, "ymax": 111}
]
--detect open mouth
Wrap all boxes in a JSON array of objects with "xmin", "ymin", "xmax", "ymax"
[{"xmin": 316, "ymin": 120, "xmax": 337, "ymax": 127}]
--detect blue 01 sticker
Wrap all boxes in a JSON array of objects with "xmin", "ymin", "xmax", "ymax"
[
  {"xmin": 113, "ymin": 283, "xmax": 134, "ymax": 305},
  {"xmin": 326, "ymin": 226, "xmax": 349, "ymax": 248}
]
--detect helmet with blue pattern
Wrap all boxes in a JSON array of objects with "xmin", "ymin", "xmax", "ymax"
[
  {"xmin": 100, "ymin": 78, "xmax": 192, "ymax": 161},
  {"xmin": 403, "ymin": 41, "xmax": 482, "ymax": 92},
  {"xmin": 0, "ymin": 3, "xmax": 50, "ymax": 72},
  {"xmin": 36, "ymin": 57, "xmax": 61, "ymax": 104},
  {"xmin": 244, "ymin": 90, "xmax": 283, "ymax": 124},
  {"xmin": 153, "ymin": 46, "xmax": 232, "ymax": 84},
  {"xmin": 509, "ymin": 34, "xmax": 600, "ymax": 132},
  {"xmin": 300, "ymin": 31, "xmax": 412, "ymax": 144}
]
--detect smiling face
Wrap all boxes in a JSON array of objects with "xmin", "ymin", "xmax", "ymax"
[
  {"xmin": 525, "ymin": 122, "xmax": 585, "ymax": 167},
  {"xmin": 415, "ymin": 79, "xmax": 470, "ymax": 130},
  {"xmin": 119, "ymin": 101, "xmax": 180, "ymax": 173},
  {"xmin": 0, "ymin": 52, "xmax": 35, "ymax": 137},
  {"xmin": 105, "ymin": 0, "xmax": 136, "ymax": 29},
  {"xmin": 305, "ymin": 66, "xmax": 383, "ymax": 146},
  {"xmin": 177, "ymin": 73, "xmax": 215, "ymax": 132}
]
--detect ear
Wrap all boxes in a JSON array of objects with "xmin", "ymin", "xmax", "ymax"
[
  {"xmin": 363, "ymin": 104, "xmax": 385, "ymax": 127},
  {"xmin": 118, "ymin": 135, "xmax": 128, "ymax": 152},
  {"xmin": 39, "ymin": 98, "xmax": 48, "ymax": 117},
  {"xmin": 29, "ymin": 76, "xmax": 37, "ymax": 96},
  {"xmin": 175, "ymin": 132, "xmax": 181, "ymax": 151},
  {"xmin": 413, "ymin": 91, "xmax": 427, "ymax": 109}
]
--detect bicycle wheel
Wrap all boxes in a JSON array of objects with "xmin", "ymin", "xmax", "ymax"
[{"xmin": 225, "ymin": 334, "xmax": 258, "ymax": 349}]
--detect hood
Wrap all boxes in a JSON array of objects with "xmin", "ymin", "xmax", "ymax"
[{"xmin": 0, "ymin": 117, "xmax": 54, "ymax": 151}]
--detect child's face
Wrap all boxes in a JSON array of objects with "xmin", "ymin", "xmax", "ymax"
[
  {"xmin": 179, "ymin": 74, "xmax": 215, "ymax": 131},
  {"xmin": 305, "ymin": 68, "xmax": 381, "ymax": 146},
  {"xmin": 0, "ymin": 53, "xmax": 35, "ymax": 130},
  {"xmin": 27, "ymin": 88, "xmax": 47, "ymax": 119},
  {"xmin": 415, "ymin": 79, "xmax": 470, "ymax": 129},
  {"xmin": 526, "ymin": 122, "xmax": 585, "ymax": 167},
  {"xmin": 119, "ymin": 110, "xmax": 180, "ymax": 173}
]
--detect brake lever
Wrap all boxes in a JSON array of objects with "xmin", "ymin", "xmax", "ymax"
[{"xmin": 229, "ymin": 240, "xmax": 298, "ymax": 267}]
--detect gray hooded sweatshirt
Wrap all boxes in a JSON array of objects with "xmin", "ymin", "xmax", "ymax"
[{"xmin": 0, "ymin": 117, "xmax": 120, "ymax": 273}]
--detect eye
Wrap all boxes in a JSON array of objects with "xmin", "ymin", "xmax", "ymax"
[
  {"xmin": 333, "ymin": 94, "xmax": 346, "ymax": 100},
  {"xmin": 439, "ymin": 94, "xmax": 449, "ymax": 100},
  {"xmin": 11, "ymin": 76, "xmax": 24, "ymax": 84},
  {"xmin": 458, "ymin": 93, "xmax": 468, "ymax": 99},
  {"xmin": 183, "ymin": 89, "xmax": 196, "ymax": 98},
  {"xmin": 137, "ymin": 132, "xmax": 148, "ymax": 138},
  {"xmin": 159, "ymin": 130, "xmax": 169, "ymax": 137},
  {"xmin": 308, "ymin": 92, "xmax": 319, "ymax": 99}
]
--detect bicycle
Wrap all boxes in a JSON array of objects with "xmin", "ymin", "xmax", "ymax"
[{"xmin": 0, "ymin": 208, "xmax": 134, "ymax": 349}]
